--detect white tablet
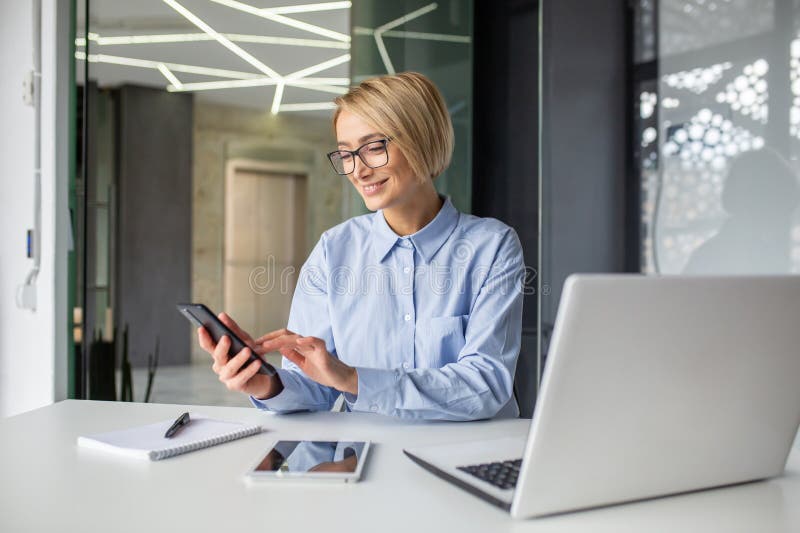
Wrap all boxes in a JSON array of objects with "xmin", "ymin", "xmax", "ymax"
[{"xmin": 245, "ymin": 440, "xmax": 371, "ymax": 483}]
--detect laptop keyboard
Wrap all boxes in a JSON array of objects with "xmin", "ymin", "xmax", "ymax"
[{"xmin": 457, "ymin": 458, "xmax": 522, "ymax": 490}]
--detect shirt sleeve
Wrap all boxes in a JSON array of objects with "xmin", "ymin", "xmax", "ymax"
[
  {"xmin": 250, "ymin": 235, "xmax": 340, "ymax": 414},
  {"xmin": 343, "ymin": 228, "xmax": 525, "ymax": 421}
]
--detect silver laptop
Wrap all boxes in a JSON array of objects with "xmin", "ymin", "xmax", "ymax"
[{"xmin": 404, "ymin": 274, "xmax": 800, "ymax": 519}]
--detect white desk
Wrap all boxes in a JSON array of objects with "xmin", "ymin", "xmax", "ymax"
[{"xmin": 1, "ymin": 400, "xmax": 798, "ymax": 532}]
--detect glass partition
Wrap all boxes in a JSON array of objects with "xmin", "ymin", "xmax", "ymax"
[
  {"xmin": 349, "ymin": 0, "xmax": 473, "ymax": 216},
  {"xmin": 73, "ymin": 0, "xmax": 476, "ymax": 408},
  {"xmin": 75, "ymin": 0, "xmax": 352, "ymax": 405},
  {"xmin": 635, "ymin": 0, "xmax": 800, "ymax": 275}
]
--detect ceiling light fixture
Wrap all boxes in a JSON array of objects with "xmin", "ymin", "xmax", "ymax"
[
  {"xmin": 167, "ymin": 77, "xmax": 349, "ymax": 94},
  {"xmin": 223, "ymin": 33, "xmax": 349, "ymax": 49},
  {"xmin": 75, "ymin": 51, "xmax": 264, "ymax": 79},
  {"xmin": 262, "ymin": 2, "xmax": 351, "ymax": 15},
  {"xmin": 279, "ymin": 102, "xmax": 336, "ymax": 112},
  {"xmin": 165, "ymin": 77, "xmax": 348, "ymax": 94},
  {"xmin": 374, "ymin": 3, "xmax": 438, "ymax": 74},
  {"xmin": 354, "ymin": 27, "xmax": 470, "ymax": 44},
  {"xmin": 289, "ymin": 83, "xmax": 347, "ymax": 95},
  {"xmin": 163, "ymin": 0, "xmax": 281, "ymax": 80},
  {"xmin": 271, "ymin": 82, "xmax": 285, "ymax": 114},
  {"xmin": 75, "ymin": 32, "xmax": 349, "ymax": 50},
  {"xmin": 77, "ymin": 1, "xmax": 352, "ymax": 113},
  {"xmin": 157, "ymin": 63, "xmax": 183, "ymax": 89},
  {"xmin": 167, "ymin": 78, "xmax": 276, "ymax": 92},
  {"xmin": 284, "ymin": 53, "xmax": 350, "ymax": 80},
  {"xmin": 208, "ymin": 0, "xmax": 350, "ymax": 43}
]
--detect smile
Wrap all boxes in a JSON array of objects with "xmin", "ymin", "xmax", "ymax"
[{"xmin": 362, "ymin": 178, "xmax": 389, "ymax": 196}]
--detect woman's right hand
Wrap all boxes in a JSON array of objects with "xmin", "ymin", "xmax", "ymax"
[{"xmin": 197, "ymin": 313, "xmax": 283, "ymax": 400}]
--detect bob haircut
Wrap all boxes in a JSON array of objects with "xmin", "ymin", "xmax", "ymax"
[{"xmin": 333, "ymin": 72, "xmax": 454, "ymax": 181}]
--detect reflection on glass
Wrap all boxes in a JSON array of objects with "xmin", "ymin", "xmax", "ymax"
[
  {"xmin": 659, "ymin": 0, "xmax": 774, "ymax": 58},
  {"xmin": 633, "ymin": 0, "xmax": 657, "ymax": 64},
  {"xmin": 350, "ymin": 0, "xmax": 473, "ymax": 215},
  {"xmin": 75, "ymin": 0, "xmax": 352, "ymax": 404},
  {"xmin": 684, "ymin": 150, "xmax": 800, "ymax": 273},
  {"xmin": 255, "ymin": 441, "xmax": 366, "ymax": 474},
  {"xmin": 635, "ymin": 0, "xmax": 800, "ymax": 275}
]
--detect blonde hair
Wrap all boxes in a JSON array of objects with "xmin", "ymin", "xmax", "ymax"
[{"xmin": 333, "ymin": 72, "xmax": 454, "ymax": 180}]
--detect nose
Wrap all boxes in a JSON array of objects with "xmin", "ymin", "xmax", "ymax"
[{"xmin": 352, "ymin": 155, "xmax": 372, "ymax": 181}]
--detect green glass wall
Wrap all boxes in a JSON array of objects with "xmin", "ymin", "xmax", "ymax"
[{"xmin": 348, "ymin": 0, "xmax": 474, "ymax": 216}]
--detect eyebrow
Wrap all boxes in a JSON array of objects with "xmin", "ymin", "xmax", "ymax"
[{"xmin": 337, "ymin": 133, "xmax": 384, "ymax": 148}]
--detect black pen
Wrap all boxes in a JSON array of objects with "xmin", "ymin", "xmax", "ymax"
[{"xmin": 164, "ymin": 412, "xmax": 191, "ymax": 438}]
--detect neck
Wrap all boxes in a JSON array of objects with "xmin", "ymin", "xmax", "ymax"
[{"xmin": 383, "ymin": 186, "xmax": 444, "ymax": 236}]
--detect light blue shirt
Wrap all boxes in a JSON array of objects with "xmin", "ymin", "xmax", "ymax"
[{"xmin": 251, "ymin": 196, "xmax": 525, "ymax": 420}]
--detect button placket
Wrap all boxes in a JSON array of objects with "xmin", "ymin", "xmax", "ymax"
[{"xmin": 400, "ymin": 242, "xmax": 416, "ymax": 371}]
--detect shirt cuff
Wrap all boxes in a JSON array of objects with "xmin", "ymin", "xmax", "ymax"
[
  {"xmin": 249, "ymin": 368, "xmax": 311, "ymax": 414},
  {"xmin": 344, "ymin": 366, "xmax": 401, "ymax": 415}
]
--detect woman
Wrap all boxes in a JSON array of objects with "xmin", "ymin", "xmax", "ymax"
[{"xmin": 198, "ymin": 72, "xmax": 525, "ymax": 420}]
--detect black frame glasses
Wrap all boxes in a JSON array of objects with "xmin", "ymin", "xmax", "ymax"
[{"xmin": 326, "ymin": 138, "xmax": 391, "ymax": 175}]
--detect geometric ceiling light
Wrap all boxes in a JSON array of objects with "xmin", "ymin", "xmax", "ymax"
[
  {"xmin": 271, "ymin": 82, "xmax": 285, "ymax": 113},
  {"xmin": 352, "ymin": 2, "xmax": 471, "ymax": 77},
  {"xmin": 75, "ymin": 50, "xmax": 349, "ymax": 96},
  {"xmin": 373, "ymin": 2, "xmax": 437, "ymax": 75},
  {"xmin": 279, "ymin": 102, "xmax": 336, "ymax": 111},
  {"xmin": 353, "ymin": 27, "xmax": 471, "ymax": 44},
  {"xmin": 75, "ymin": 51, "xmax": 265, "ymax": 80},
  {"xmin": 157, "ymin": 63, "xmax": 183, "ymax": 89},
  {"xmin": 77, "ymin": 0, "xmax": 352, "ymax": 114},
  {"xmin": 163, "ymin": 0, "xmax": 282, "ymax": 81},
  {"xmin": 261, "ymin": 2, "xmax": 351, "ymax": 15},
  {"xmin": 165, "ymin": 76, "xmax": 348, "ymax": 93},
  {"xmin": 284, "ymin": 53, "xmax": 350, "ymax": 81},
  {"xmin": 271, "ymin": 52, "xmax": 351, "ymax": 112},
  {"xmin": 162, "ymin": 0, "xmax": 348, "ymax": 113},
  {"xmin": 208, "ymin": 0, "xmax": 350, "ymax": 42},
  {"xmin": 76, "ymin": 32, "xmax": 350, "ymax": 49}
]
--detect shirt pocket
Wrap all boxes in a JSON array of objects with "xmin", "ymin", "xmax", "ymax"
[{"xmin": 420, "ymin": 315, "xmax": 467, "ymax": 368}]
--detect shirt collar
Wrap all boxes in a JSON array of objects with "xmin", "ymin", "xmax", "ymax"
[{"xmin": 372, "ymin": 195, "xmax": 460, "ymax": 264}]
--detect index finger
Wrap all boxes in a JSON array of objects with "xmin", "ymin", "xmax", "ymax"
[
  {"xmin": 255, "ymin": 328, "xmax": 295, "ymax": 344},
  {"xmin": 218, "ymin": 313, "xmax": 254, "ymax": 345},
  {"xmin": 295, "ymin": 336, "xmax": 325, "ymax": 352},
  {"xmin": 260, "ymin": 333, "xmax": 300, "ymax": 352}
]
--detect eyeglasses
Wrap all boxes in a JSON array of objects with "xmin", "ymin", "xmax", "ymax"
[{"xmin": 327, "ymin": 138, "xmax": 391, "ymax": 175}]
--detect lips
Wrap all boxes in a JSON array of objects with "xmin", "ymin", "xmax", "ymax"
[{"xmin": 362, "ymin": 178, "xmax": 389, "ymax": 196}]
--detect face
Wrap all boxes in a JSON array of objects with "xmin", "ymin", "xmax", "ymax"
[{"xmin": 335, "ymin": 110, "xmax": 426, "ymax": 212}]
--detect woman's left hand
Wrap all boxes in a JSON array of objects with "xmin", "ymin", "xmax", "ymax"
[{"xmin": 262, "ymin": 334, "xmax": 358, "ymax": 395}]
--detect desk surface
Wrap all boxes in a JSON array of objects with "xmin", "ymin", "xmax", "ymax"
[{"xmin": 1, "ymin": 400, "xmax": 799, "ymax": 533}]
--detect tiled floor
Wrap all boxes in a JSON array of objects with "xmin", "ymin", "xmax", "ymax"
[{"xmin": 125, "ymin": 362, "xmax": 253, "ymax": 407}]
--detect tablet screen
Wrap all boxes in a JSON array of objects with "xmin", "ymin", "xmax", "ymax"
[{"xmin": 253, "ymin": 440, "xmax": 368, "ymax": 474}]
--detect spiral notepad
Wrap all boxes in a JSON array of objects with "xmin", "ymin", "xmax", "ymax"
[{"xmin": 77, "ymin": 415, "xmax": 262, "ymax": 461}]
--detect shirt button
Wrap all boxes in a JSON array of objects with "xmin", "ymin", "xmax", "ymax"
[
  {"xmin": 403, "ymin": 266, "xmax": 411, "ymax": 274},
  {"xmin": 370, "ymin": 405, "xmax": 378, "ymax": 412},
  {"xmin": 404, "ymin": 314, "xmax": 411, "ymax": 321}
]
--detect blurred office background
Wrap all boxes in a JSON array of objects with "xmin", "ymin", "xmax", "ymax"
[{"xmin": 1, "ymin": 0, "xmax": 799, "ymax": 418}]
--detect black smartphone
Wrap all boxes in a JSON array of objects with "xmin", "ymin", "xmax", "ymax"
[{"xmin": 176, "ymin": 303, "xmax": 277, "ymax": 377}]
